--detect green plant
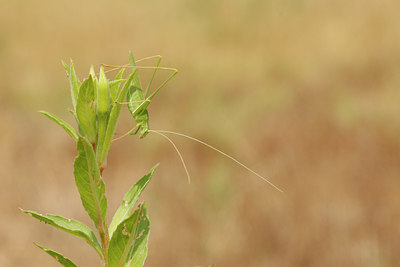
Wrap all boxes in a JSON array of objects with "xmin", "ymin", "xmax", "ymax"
[
  {"xmin": 23, "ymin": 52, "xmax": 176, "ymax": 267},
  {"xmin": 23, "ymin": 52, "xmax": 282, "ymax": 267}
]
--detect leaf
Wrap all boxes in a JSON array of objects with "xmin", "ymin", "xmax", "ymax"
[
  {"xmin": 74, "ymin": 137, "xmax": 107, "ymax": 230},
  {"xmin": 126, "ymin": 203, "xmax": 150, "ymax": 267},
  {"xmin": 39, "ymin": 111, "xmax": 79, "ymax": 141},
  {"xmin": 110, "ymin": 79, "xmax": 125, "ymax": 101},
  {"xmin": 110, "ymin": 67, "xmax": 125, "ymax": 101},
  {"xmin": 62, "ymin": 60, "xmax": 81, "ymax": 111},
  {"xmin": 76, "ymin": 76, "xmax": 97, "ymax": 144},
  {"xmin": 23, "ymin": 210, "xmax": 103, "ymax": 257},
  {"xmin": 108, "ymin": 204, "xmax": 150, "ymax": 267},
  {"xmin": 89, "ymin": 65, "xmax": 99, "ymax": 92},
  {"xmin": 107, "ymin": 209, "xmax": 139, "ymax": 267},
  {"xmin": 34, "ymin": 243, "xmax": 78, "ymax": 267},
  {"xmin": 109, "ymin": 164, "xmax": 158, "ymax": 237}
]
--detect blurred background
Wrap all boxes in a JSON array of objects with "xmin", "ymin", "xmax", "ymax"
[{"xmin": 1, "ymin": 0, "xmax": 399, "ymax": 266}]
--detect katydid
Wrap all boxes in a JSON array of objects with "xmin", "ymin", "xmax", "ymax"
[
  {"xmin": 126, "ymin": 51, "xmax": 177, "ymax": 138},
  {"xmin": 106, "ymin": 53, "xmax": 283, "ymax": 192},
  {"xmin": 101, "ymin": 53, "xmax": 177, "ymax": 139}
]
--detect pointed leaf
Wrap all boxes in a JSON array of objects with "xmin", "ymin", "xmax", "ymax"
[
  {"xmin": 23, "ymin": 210, "xmax": 103, "ymax": 257},
  {"xmin": 109, "ymin": 164, "xmax": 158, "ymax": 237},
  {"xmin": 108, "ymin": 209, "xmax": 139, "ymax": 267},
  {"xmin": 62, "ymin": 60, "xmax": 70, "ymax": 74},
  {"xmin": 126, "ymin": 203, "xmax": 150, "ymax": 267},
  {"xmin": 74, "ymin": 137, "xmax": 107, "ymax": 230},
  {"xmin": 108, "ymin": 204, "xmax": 150, "ymax": 267},
  {"xmin": 76, "ymin": 77, "xmax": 97, "ymax": 144},
  {"xmin": 110, "ymin": 79, "xmax": 125, "ymax": 100},
  {"xmin": 62, "ymin": 60, "xmax": 81, "ymax": 111},
  {"xmin": 34, "ymin": 243, "xmax": 78, "ymax": 267},
  {"xmin": 110, "ymin": 67, "xmax": 125, "ymax": 101},
  {"xmin": 89, "ymin": 65, "xmax": 99, "ymax": 94},
  {"xmin": 39, "ymin": 111, "xmax": 79, "ymax": 141}
]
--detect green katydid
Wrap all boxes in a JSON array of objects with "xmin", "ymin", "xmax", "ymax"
[
  {"xmin": 106, "ymin": 52, "xmax": 283, "ymax": 192},
  {"xmin": 103, "ymin": 52, "xmax": 178, "ymax": 138}
]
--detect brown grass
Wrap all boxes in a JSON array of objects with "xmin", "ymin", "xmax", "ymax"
[{"xmin": 1, "ymin": 0, "xmax": 399, "ymax": 266}]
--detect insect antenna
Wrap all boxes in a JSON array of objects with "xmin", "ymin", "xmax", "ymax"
[
  {"xmin": 111, "ymin": 127, "xmax": 191, "ymax": 184},
  {"xmin": 148, "ymin": 130, "xmax": 191, "ymax": 184},
  {"xmin": 135, "ymin": 55, "xmax": 162, "ymax": 63},
  {"xmin": 151, "ymin": 130, "xmax": 283, "ymax": 192}
]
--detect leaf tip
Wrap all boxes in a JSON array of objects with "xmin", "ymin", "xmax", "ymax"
[{"xmin": 152, "ymin": 163, "xmax": 160, "ymax": 170}]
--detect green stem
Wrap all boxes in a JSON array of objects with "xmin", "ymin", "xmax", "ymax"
[{"xmin": 99, "ymin": 220, "xmax": 110, "ymax": 266}]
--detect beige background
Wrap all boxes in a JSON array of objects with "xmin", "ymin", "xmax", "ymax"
[{"xmin": 1, "ymin": 0, "xmax": 399, "ymax": 266}]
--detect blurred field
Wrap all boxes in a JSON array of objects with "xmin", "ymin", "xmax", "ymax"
[{"xmin": 1, "ymin": 0, "xmax": 400, "ymax": 266}]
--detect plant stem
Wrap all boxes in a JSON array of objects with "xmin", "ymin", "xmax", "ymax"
[{"xmin": 99, "ymin": 222, "xmax": 110, "ymax": 266}]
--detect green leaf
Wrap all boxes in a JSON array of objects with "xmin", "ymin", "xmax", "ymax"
[
  {"xmin": 110, "ymin": 68, "xmax": 125, "ymax": 101},
  {"xmin": 62, "ymin": 60, "xmax": 70, "ymax": 74},
  {"xmin": 108, "ymin": 209, "xmax": 139, "ymax": 267},
  {"xmin": 110, "ymin": 79, "xmax": 125, "ymax": 101},
  {"xmin": 23, "ymin": 210, "xmax": 103, "ymax": 257},
  {"xmin": 108, "ymin": 204, "xmax": 150, "ymax": 267},
  {"xmin": 126, "ymin": 203, "xmax": 150, "ymax": 267},
  {"xmin": 74, "ymin": 137, "xmax": 107, "ymax": 230},
  {"xmin": 62, "ymin": 60, "xmax": 81, "ymax": 111},
  {"xmin": 39, "ymin": 111, "xmax": 79, "ymax": 141},
  {"xmin": 76, "ymin": 76, "xmax": 97, "ymax": 144},
  {"xmin": 89, "ymin": 65, "xmax": 99, "ymax": 94},
  {"xmin": 34, "ymin": 243, "xmax": 78, "ymax": 267},
  {"xmin": 109, "ymin": 164, "xmax": 158, "ymax": 237}
]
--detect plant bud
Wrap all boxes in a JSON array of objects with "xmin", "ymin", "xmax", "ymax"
[{"xmin": 97, "ymin": 67, "xmax": 110, "ymax": 117}]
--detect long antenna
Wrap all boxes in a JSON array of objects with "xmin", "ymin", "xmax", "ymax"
[
  {"xmin": 149, "ymin": 130, "xmax": 191, "ymax": 184},
  {"xmin": 151, "ymin": 130, "xmax": 283, "ymax": 192}
]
